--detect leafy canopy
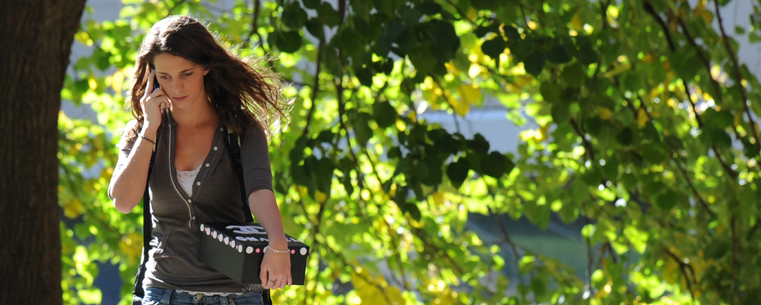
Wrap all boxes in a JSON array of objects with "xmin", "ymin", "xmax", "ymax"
[{"xmin": 61, "ymin": 0, "xmax": 761, "ymax": 304}]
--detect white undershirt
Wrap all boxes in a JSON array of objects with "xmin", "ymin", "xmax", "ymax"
[{"xmin": 176, "ymin": 165, "xmax": 202, "ymax": 197}]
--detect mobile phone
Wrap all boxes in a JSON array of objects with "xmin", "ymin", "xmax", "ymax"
[{"xmin": 150, "ymin": 65, "xmax": 160, "ymax": 90}]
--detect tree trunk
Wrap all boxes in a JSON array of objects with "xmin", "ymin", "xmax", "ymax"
[{"xmin": 0, "ymin": 1, "xmax": 85, "ymax": 303}]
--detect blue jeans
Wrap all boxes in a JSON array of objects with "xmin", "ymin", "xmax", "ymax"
[{"xmin": 142, "ymin": 287, "xmax": 264, "ymax": 305}]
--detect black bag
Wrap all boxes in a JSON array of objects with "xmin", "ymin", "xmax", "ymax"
[{"xmin": 131, "ymin": 128, "xmax": 273, "ymax": 304}]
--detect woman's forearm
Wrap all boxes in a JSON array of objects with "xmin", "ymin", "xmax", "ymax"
[
  {"xmin": 248, "ymin": 189, "xmax": 288, "ymax": 249},
  {"xmin": 108, "ymin": 128, "xmax": 158, "ymax": 213}
]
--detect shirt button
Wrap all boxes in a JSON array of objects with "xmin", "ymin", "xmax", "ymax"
[
  {"xmin": 187, "ymin": 199, "xmax": 192, "ymax": 203},
  {"xmin": 205, "ymin": 163, "xmax": 210, "ymax": 167},
  {"xmin": 213, "ymin": 146, "xmax": 218, "ymax": 151},
  {"xmin": 192, "ymin": 216, "xmax": 196, "ymax": 220},
  {"xmin": 196, "ymin": 182, "xmax": 201, "ymax": 186},
  {"xmin": 220, "ymin": 127, "xmax": 223, "ymax": 131}
]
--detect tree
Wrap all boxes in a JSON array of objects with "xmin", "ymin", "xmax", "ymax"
[
  {"xmin": 64, "ymin": 0, "xmax": 761, "ymax": 304},
  {"xmin": 0, "ymin": 1, "xmax": 86, "ymax": 304}
]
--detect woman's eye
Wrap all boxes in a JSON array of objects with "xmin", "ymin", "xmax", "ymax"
[{"xmin": 183, "ymin": 72, "xmax": 193, "ymax": 77}]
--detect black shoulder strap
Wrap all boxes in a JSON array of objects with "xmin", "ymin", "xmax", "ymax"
[
  {"xmin": 134, "ymin": 132, "xmax": 158, "ymax": 301},
  {"xmin": 224, "ymin": 127, "xmax": 254, "ymax": 222}
]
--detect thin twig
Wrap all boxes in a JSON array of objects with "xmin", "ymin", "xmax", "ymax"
[
  {"xmin": 488, "ymin": 207, "xmax": 524, "ymax": 285},
  {"xmin": 714, "ymin": 0, "xmax": 761, "ymax": 153},
  {"xmin": 730, "ymin": 215, "xmax": 739, "ymax": 305},
  {"xmin": 301, "ymin": 41, "xmax": 323, "ymax": 138},
  {"xmin": 441, "ymin": 0, "xmax": 477, "ymax": 24},
  {"xmin": 569, "ymin": 119, "xmax": 596, "ymax": 161},
  {"xmin": 665, "ymin": 248, "xmax": 696, "ymax": 301},
  {"xmin": 243, "ymin": 0, "xmax": 261, "ymax": 48}
]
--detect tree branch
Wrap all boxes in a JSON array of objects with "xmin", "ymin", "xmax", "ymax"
[
  {"xmin": 665, "ymin": 248, "xmax": 696, "ymax": 301},
  {"xmin": 488, "ymin": 207, "xmax": 525, "ymax": 285},
  {"xmin": 637, "ymin": 7, "xmax": 739, "ymax": 180},
  {"xmin": 243, "ymin": 0, "xmax": 263, "ymax": 49},
  {"xmin": 569, "ymin": 119, "xmax": 596, "ymax": 162},
  {"xmin": 301, "ymin": 41, "xmax": 323, "ymax": 138},
  {"xmin": 714, "ymin": 0, "xmax": 761, "ymax": 153},
  {"xmin": 730, "ymin": 215, "xmax": 739, "ymax": 305},
  {"xmin": 643, "ymin": 2, "xmax": 675, "ymax": 50}
]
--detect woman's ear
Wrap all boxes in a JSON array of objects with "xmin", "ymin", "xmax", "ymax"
[{"xmin": 203, "ymin": 68, "xmax": 209, "ymax": 76}]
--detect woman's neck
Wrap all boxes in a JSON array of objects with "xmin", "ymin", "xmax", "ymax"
[{"xmin": 171, "ymin": 97, "xmax": 218, "ymax": 129}]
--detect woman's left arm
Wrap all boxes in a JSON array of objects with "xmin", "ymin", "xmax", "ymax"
[{"xmin": 249, "ymin": 189, "xmax": 292, "ymax": 289}]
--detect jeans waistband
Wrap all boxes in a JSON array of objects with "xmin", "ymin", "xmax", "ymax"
[{"xmin": 146, "ymin": 287, "xmax": 261, "ymax": 305}]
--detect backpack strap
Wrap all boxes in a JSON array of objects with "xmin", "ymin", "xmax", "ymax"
[
  {"xmin": 133, "ymin": 132, "xmax": 158, "ymax": 302},
  {"xmin": 224, "ymin": 127, "xmax": 254, "ymax": 223}
]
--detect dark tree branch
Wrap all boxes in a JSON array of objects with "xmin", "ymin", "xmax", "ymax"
[
  {"xmin": 431, "ymin": 76, "xmax": 462, "ymax": 133},
  {"xmin": 487, "ymin": 207, "xmax": 525, "ymax": 285},
  {"xmin": 643, "ymin": 2, "xmax": 675, "ymax": 50},
  {"xmin": 243, "ymin": 0, "xmax": 262, "ymax": 49},
  {"xmin": 714, "ymin": 0, "xmax": 761, "ymax": 154},
  {"xmin": 301, "ymin": 41, "xmax": 323, "ymax": 138},
  {"xmin": 730, "ymin": 215, "xmax": 739, "ymax": 305},
  {"xmin": 442, "ymin": 0, "xmax": 477, "ymax": 24},
  {"xmin": 676, "ymin": 16, "xmax": 724, "ymax": 107},
  {"xmin": 569, "ymin": 119, "xmax": 596, "ymax": 161},
  {"xmin": 642, "ymin": 3, "xmax": 739, "ymax": 180},
  {"xmin": 665, "ymin": 248, "xmax": 696, "ymax": 301}
]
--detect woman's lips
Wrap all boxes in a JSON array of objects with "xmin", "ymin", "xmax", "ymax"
[{"xmin": 172, "ymin": 95, "xmax": 188, "ymax": 102}]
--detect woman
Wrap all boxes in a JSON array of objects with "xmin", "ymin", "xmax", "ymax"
[{"xmin": 108, "ymin": 15, "xmax": 290, "ymax": 305}]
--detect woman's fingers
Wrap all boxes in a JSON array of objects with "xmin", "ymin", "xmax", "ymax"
[{"xmin": 259, "ymin": 250, "xmax": 292, "ymax": 289}]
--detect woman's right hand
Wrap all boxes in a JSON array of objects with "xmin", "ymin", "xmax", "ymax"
[{"xmin": 140, "ymin": 69, "xmax": 168, "ymax": 135}]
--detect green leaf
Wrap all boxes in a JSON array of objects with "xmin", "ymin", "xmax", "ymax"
[
  {"xmin": 561, "ymin": 62, "xmax": 584, "ymax": 88},
  {"xmin": 470, "ymin": 0, "xmax": 497, "ymax": 11},
  {"xmin": 274, "ymin": 29, "xmax": 303, "ymax": 53},
  {"xmin": 302, "ymin": 0, "xmax": 320, "ymax": 9},
  {"xmin": 547, "ymin": 45, "xmax": 573, "ymax": 64},
  {"xmin": 317, "ymin": 2, "xmax": 340, "ymax": 27},
  {"xmin": 524, "ymin": 50, "xmax": 546, "ymax": 77},
  {"xmin": 446, "ymin": 158, "xmax": 470, "ymax": 189},
  {"xmin": 705, "ymin": 239, "xmax": 730, "ymax": 259},
  {"xmin": 467, "ymin": 134, "xmax": 490, "ymax": 154},
  {"xmin": 481, "ymin": 37, "xmax": 506, "ymax": 60},
  {"xmin": 409, "ymin": 43, "xmax": 437, "ymax": 75},
  {"xmin": 304, "ymin": 18, "xmax": 324, "ymax": 40},
  {"xmin": 642, "ymin": 144, "xmax": 668, "ymax": 164},
  {"xmin": 540, "ymin": 81, "xmax": 560, "ymax": 103},
  {"xmin": 351, "ymin": 111, "xmax": 373, "ymax": 146},
  {"xmin": 404, "ymin": 203, "xmax": 422, "ymax": 221},
  {"xmin": 474, "ymin": 24, "xmax": 500, "ymax": 38},
  {"xmin": 282, "ymin": 1, "xmax": 308, "ymax": 29},
  {"xmin": 617, "ymin": 127, "xmax": 634, "ymax": 146},
  {"xmin": 332, "ymin": 26, "xmax": 363, "ymax": 59},
  {"xmin": 321, "ymin": 44, "xmax": 341, "ymax": 75},
  {"xmin": 372, "ymin": 101, "xmax": 397, "ymax": 129},
  {"xmin": 551, "ymin": 102, "xmax": 570, "ymax": 123},
  {"xmin": 656, "ymin": 189, "xmax": 684, "ymax": 211},
  {"xmin": 576, "ymin": 46, "xmax": 598, "ymax": 65},
  {"xmin": 481, "ymin": 151, "xmax": 512, "ymax": 178}
]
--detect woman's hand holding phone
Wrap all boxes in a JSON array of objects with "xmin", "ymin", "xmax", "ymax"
[{"xmin": 140, "ymin": 68, "xmax": 168, "ymax": 137}]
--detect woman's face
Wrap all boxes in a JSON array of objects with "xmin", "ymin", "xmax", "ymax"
[{"xmin": 152, "ymin": 53, "xmax": 209, "ymax": 112}]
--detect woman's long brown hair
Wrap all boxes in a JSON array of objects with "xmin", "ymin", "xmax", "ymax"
[{"xmin": 125, "ymin": 15, "xmax": 288, "ymax": 140}]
